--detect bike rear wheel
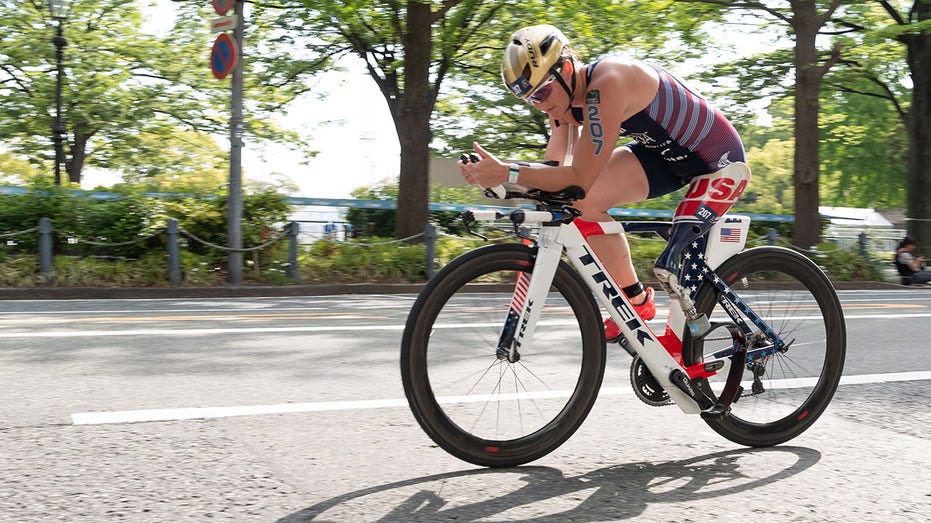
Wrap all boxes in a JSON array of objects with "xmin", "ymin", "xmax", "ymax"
[
  {"xmin": 401, "ymin": 243, "xmax": 605, "ymax": 467},
  {"xmin": 685, "ymin": 246, "xmax": 846, "ymax": 447}
]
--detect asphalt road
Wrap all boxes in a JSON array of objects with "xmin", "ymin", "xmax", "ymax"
[{"xmin": 1, "ymin": 289, "xmax": 930, "ymax": 522}]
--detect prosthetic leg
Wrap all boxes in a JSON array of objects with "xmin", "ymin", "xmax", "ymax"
[{"xmin": 653, "ymin": 162, "xmax": 752, "ymax": 338}]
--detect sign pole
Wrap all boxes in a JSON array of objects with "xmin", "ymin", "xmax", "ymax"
[{"xmin": 226, "ymin": 0, "xmax": 245, "ymax": 284}]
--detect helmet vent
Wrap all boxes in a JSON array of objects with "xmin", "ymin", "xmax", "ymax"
[
  {"xmin": 540, "ymin": 34, "xmax": 556, "ymax": 55},
  {"xmin": 520, "ymin": 64, "xmax": 532, "ymax": 82}
]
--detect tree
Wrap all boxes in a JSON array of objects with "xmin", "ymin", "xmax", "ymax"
[
  {"xmin": 805, "ymin": 1, "xmax": 931, "ymax": 244},
  {"xmin": 0, "ymin": 1, "xmax": 309, "ymax": 185},
  {"xmin": 818, "ymin": 87, "xmax": 908, "ymax": 208},
  {"xmin": 259, "ymin": 0, "xmax": 505, "ymax": 241},
  {"xmin": 842, "ymin": 1, "xmax": 931, "ymax": 248},
  {"xmin": 885, "ymin": 0, "xmax": 931, "ymax": 248},
  {"xmin": 679, "ymin": 1, "xmax": 858, "ymax": 250}
]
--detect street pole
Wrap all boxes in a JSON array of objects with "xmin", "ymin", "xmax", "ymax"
[
  {"xmin": 227, "ymin": 0, "xmax": 245, "ymax": 284},
  {"xmin": 52, "ymin": 22, "xmax": 67, "ymax": 185}
]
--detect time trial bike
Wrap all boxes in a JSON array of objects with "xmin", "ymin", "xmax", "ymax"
[{"xmin": 400, "ymin": 163, "xmax": 846, "ymax": 468}]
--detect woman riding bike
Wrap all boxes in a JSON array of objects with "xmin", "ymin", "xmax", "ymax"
[{"xmin": 459, "ymin": 24, "xmax": 749, "ymax": 339}]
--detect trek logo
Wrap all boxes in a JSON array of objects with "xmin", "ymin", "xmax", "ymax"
[
  {"xmin": 683, "ymin": 175, "xmax": 748, "ymax": 202},
  {"xmin": 578, "ymin": 246, "xmax": 655, "ymax": 345},
  {"xmin": 514, "ymin": 299, "xmax": 534, "ymax": 349}
]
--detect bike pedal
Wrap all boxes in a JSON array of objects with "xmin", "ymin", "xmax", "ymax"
[{"xmin": 700, "ymin": 403, "xmax": 731, "ymax": 419}]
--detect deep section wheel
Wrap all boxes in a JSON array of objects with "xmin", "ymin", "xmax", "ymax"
[
  {"xmin": 685, "ymin": 246, "xmax": 846, "ymax": 447},
  {"xmin": 401, "ymin": 243, "xmax": 606, "ymax": 467}
]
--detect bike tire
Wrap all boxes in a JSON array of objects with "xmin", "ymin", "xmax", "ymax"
[
  {"xmin": 401, "ymin": 243, "xmax": 606, "ymax": 467},
  {"xmin": 684, "ymin": 246, "xmax": 846, "ymax": 447}
]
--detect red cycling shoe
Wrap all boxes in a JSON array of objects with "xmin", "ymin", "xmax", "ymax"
[{"xmin": 604, "ymin": 286, "xmax": 656, "ymax": 343}]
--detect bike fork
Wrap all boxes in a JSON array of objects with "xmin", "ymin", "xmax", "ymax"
[{"xmin": 495, "ymin": 229, "xmax": 563, "ymax": 363}]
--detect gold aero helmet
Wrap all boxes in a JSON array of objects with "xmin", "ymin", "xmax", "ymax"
[{"xmin": 502, "ymin": 24, "xmax": 570, "ymax": 100}]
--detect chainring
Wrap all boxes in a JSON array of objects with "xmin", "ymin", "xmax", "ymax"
[{"xmin": 630, "ymin": 355, "xmax": 673, "ymax": 407}]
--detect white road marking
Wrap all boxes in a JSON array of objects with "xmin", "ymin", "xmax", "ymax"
[
  {"xmin": 2, "ymin": 325, "xmax": 407, "ymax": 338},
  {"xmin": 6, "ymin": 310, "xmax": 931, "ymax": 338},
  {"xmin": 70, "ymin": 371, "xmax": 931, "ymax": 426}
]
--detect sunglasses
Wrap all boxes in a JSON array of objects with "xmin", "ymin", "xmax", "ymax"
[{"xmin": 527, "ymin": 74, "xmax": 557, "ymax": 105}]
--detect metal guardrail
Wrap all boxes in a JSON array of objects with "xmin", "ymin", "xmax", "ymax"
[
  {"xmin": 7, "ymin": 188, "xmax": 899, "ymax": 286},
  {"xmin": 6, "ymin": 215, "xmax": 898, "ymax": 287},
  {"xmin": 19, "ymin": 218, "xmax": 301, "ymax": 286}
]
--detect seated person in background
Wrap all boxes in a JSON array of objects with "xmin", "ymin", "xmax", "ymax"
[{"xmin": 895, "ymin": 236, "xmax": 931, "ymax": 285}]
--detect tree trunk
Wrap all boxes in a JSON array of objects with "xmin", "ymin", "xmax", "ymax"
[
  {"xmin": 67, "ymin": 130, "xmax": 90, "ymax": 184},
  {"xmin": 791, "ymin": 4, "xmax": 823, "ymax": 251},
  {"xmin": 904, "ymin": 1, "xmax": 931, "ymax": 249},
  {"xmin": 393, "ymin": 1, "xmax": 434, "ymax": 241}
]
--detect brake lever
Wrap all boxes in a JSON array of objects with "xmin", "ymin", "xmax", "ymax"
[{"xmin": 460, "ymin": 211, "xmax": 488, "ymax": 241}]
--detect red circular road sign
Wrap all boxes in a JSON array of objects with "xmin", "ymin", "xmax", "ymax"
[
  {"xmin": 210, "ymin": 33, "xmax": 238, "ymax": 80},
  {"xmin": 212, "ymin": 0, "xmax": 234, "ymax": 16}
]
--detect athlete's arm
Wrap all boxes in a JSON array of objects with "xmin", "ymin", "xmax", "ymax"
[{"xmin": 471, "ymin": 61, "xmax": 658, "ymax": 192}]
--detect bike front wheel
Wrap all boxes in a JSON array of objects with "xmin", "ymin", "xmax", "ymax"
[
  {"xmin": 685, "ymin": 246, "xmax": 846, "ymax": 447},
  {"xmin": 401, "ymin": 243, "xmax": 605, "ymax": 467}
]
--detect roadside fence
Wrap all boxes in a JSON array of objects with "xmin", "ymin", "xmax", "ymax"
[
  {"xmin": 4, "ymin": 217, "xmax": 902, "ymax": 286},
  {"xmin": 7, "ymin": 218, "xmax": 300, "ymax": 286}
]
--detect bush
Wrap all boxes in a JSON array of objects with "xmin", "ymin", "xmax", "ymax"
[
  {"xmin": 0, "ymin": 184, "xmax": 293, "ymax": 286},
  {"xmin": 807, "ymin": 242, "xmax": 886, "ymax": 282},
  {"xmin": 299, "ymin": 238, "xmax": 429, "ymax": 283}
]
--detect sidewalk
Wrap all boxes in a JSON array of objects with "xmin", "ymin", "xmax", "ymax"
[{"xmin": 0, "ymin": 280, "xmax": 906, "ymax": 300}]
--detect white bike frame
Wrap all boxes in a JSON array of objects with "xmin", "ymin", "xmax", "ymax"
[{"xmin": 468, "ymin": 209, "xmax": 753, "ymax": 415}]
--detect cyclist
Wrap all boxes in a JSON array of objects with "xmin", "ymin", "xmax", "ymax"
[{"xmin": 458, "ymin": 24, "xmax": 748, "ymax": 340}]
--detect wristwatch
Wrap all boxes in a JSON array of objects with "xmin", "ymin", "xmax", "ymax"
[{"xmin": 508, "ymin": 163, "xmax": 520, "ymax": 184}]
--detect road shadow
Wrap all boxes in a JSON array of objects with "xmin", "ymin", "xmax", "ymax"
[{"xmin": 277, "ymin": 446, "xmax": 821, "ymax": 522}]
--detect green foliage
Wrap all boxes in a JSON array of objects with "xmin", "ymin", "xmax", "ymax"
[
  {"xmin": 627, "ymin": 235, "xmax": 670, "ymax": 280},
  {"xmin": 0, "ymin": 256, "xmax": 44, "ymax": 287},
  {"xmin": 808, "ymin": 243, "xmax": 886, "ymax": 282},
  {"xmin": 0, "ymin": 1, "xmax": 311, "ymax": 185},
  {"xmin": 299, "ymin": 239, "xmax": 429, "ymax": 283},
  {"xmin": 345, "ymin": 179, "xmax": 399, "ymax": 237},
  {"xmin": 0, "ymin": 185, "xmax": 292, "ymax": 285},
  {"xmin": 818, "ymin": 93, "xmax": 907, "ymax": 208},
  {"xmin": 177, "ymin": 251, "xmax": 227, "ymax": 286},
  {"xmin": 295, "ymin": 226, "xmax": 888, "ymax": 284}
]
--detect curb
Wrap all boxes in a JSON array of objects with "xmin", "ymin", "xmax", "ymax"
[{"xmin": 0, "ymin": 283, "xmax": 427, "ymax": 300}]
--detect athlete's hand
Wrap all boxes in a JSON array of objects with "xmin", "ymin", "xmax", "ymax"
[
  {"xmin": 469, "ymin": 142, "xmax": 507, "ymax": 188},
  {"xmin": 456, "ymin": 152, "xmax": 480, "ymax": 185}
]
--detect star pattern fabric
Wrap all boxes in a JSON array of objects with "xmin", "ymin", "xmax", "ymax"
[{"xmin": 678, "ymin": 237, "xmax": 709, "ymax": 301}]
